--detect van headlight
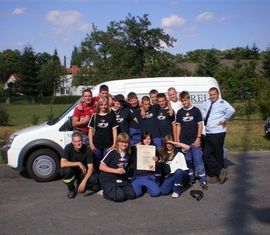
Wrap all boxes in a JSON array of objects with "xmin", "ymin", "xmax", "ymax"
[{"xmin": 6, "ymin": 133, "xmax": 18, "ymax": 147}]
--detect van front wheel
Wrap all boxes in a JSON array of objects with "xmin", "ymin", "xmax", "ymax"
[{"xmin": 26, "ymin": 149, "xmax": 60, "ymax": 182}]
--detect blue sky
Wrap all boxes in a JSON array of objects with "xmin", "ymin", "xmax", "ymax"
[{"xmin": 1, "ymin": 0, "xmax": 270, "ymax": 66}]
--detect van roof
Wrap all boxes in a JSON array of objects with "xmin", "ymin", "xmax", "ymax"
[{"xmin": 91, "ymin": 77, "xmax": 219, "ymax": 97}]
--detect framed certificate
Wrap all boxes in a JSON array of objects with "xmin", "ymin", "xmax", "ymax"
[{"xmin": 136, "ymin": 144, "xmax": 156, "ymax": 171}]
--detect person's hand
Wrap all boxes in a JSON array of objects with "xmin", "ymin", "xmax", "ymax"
[
  {"xmin": 78, "ymin": 162, "xmax": 86, "ymax": 175},
  {"xmin": 81, "ymin": 115, "xmax": 90, "ymax": 123},
  {"xmin": 116, "ymin": 168, "xmax": 126, "ymax": 174},
  {"xmin": 218, "ymin": 121, "xmax": 226, "ymax": 128},
  {"xmin": 90, "ymin": 143, "xmax": 96, "ymax": 152},
  {"xmin": 77, "ymin": 181, "xmax": 86, "ymax": 193},
  {"xmin": 192, "ymin": 138, "xmax": 201, "ymax": 148},
  {"xmin": 148, "ymin": 164, "xmax": 155, "ymax": 171},
  {"xmin": 167, "ymin": 108, "xmax": 174, "ymax": 117},
  {"xmin": 152, "ymin": 156, "xmax": 158, "ymax": 162}
]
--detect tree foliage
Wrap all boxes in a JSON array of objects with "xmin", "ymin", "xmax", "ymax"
[{"xmin": 71, "ymin": 14, "xmax": 177, "ymax": 85}]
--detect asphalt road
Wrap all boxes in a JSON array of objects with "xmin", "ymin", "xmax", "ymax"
[{"xmin": 0, "ymin": 151, "xmax": 270, "ymax": 235}]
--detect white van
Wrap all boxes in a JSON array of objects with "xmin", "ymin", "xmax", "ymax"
[
  {"xmin": 91, "ymin": 77, "xmax": 220, "ymax": 108},
  {"xmin": 1, "ymin": 77, "xmax": 220, "ymax": 182}
]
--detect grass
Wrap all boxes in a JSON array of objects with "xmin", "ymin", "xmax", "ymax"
[{"xmin": 0, "ymin": 103, "xmax": 270, "ymax": 155}]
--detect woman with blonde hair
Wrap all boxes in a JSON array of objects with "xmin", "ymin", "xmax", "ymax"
[
  {"xmin": 99, "ymin": 133, "xmax": 136, "ymax": 202},
  {"xmin": 88, "ymin": 96, "xmax": 118, "ymax": 171},
  {"xmin": 160, "ymin": 135, "xmax": 190, "ymax": 198}
]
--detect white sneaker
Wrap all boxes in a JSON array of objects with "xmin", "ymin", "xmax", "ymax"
[
  {"xmin": 171, "ymin": 192, "xmax": 179, "ymax": 198},
  {"xmin": 97, "ymin": 190, "xmax": 103, "ymax": 196}
]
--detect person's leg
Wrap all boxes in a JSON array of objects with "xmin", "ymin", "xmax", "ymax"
[
  {"xmin": 100, "ymin": 178, "xmax": 127, "ymax": 202},
  {"xmin": 191, "ymin": 146, "xmax": 207, "ymax": 184},
  {"xmin": 122, "ymin": 184, "xmax": 136, "ymax": 200},
  {"xmin": 172, "ymin": 169, "xmax": 184, "ymax": 194},
  {"xmin": 160, "ymin": 175, "xmax": 175, "ymax": 195},
  {"xmin": 131, "ymin": 177, "xmax": 144, "ymax": 198},
  {"xmin": 144, "ymin": 176, "xmax": 161, "ymax": 197},
  {"xmin": 185, "ymin": 150, "xmax": 195, "ymax": 184},
  {"xmin": 86, "ymin": 172, "xmax": 100, "ymax": 191},
  {"xmin": 60, "ymin": 167, "xmax": 77, "ymax": 198},
  {"xmin": 203, "ymin": 134, "xmax": 220, "ymax": 177}
]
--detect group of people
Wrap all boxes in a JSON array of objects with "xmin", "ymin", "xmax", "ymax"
[{"xmin": 60, "ymin": 84, "xmax": 235, "ymax": 202}]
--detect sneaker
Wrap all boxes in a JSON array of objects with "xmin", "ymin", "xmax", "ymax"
[
  {"xmin": 219, "ymin": 168, "xmax": 228, "ymax": 184},
  {"xmin": 67, "ymin": 190, "xmax": 76, "ymax": 199},
  {"xmin": 208, "ymin": 176, "xmax": 219, "ymax": 184},
  {"xmin": 171, "ymin": 192, "xmax": 179, "ymax": 198},
  {"xmin": 201, "ymin": 182, "xmax": 208, "ymax": 190},
  {"xmin": 97, "ymin": 190, "xmax": 103, "ymax": 196}
]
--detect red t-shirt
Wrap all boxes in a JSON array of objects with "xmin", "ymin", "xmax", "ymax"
[{"xmin": 73, "ymin": 100, "xmax": 96, "ymax": 133}]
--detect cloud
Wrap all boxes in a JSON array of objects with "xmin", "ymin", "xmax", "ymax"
[
  {"xmin": 12, "ymin": 7, "xmax": 26, "ymax": 15},
  {"xmin": 161, "ymin": 15, "xmax": 186, "ymax": 28},
  {"xmin": 196, "ymin": 12, "xmax": 215, "ymax": 22},
  {"xmin": 46, "ymin": 10, "xmax": 91, "ymax": 36}
]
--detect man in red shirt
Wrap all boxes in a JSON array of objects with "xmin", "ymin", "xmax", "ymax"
[{"xmin": 72, "ymin": 89, "xmax": 96, "ymax": 144}]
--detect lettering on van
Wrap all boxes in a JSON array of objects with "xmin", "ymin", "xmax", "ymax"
[{"xmin": 190, "ymin": 92, "xmax": 208, "ymax": 104}]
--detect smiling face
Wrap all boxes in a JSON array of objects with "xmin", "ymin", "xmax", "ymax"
[
  {"xmin": 142, "ymin": 135, "xmax": 152, "ymax": 145},
  {"xmin": 168, "ymin": 89, "xmax": 178, "ymax": 102},
  {"xmin": 209, "ymin": 89, "xmax": 219, "ymax": 103},
  {"xmin": 180, "ymin": 97, "xmax": 191, "ymax": 109},
  {"xmin": 118, "ymin": 141, "xmax": 129, "ymax": 152},
  {"xmin": 157, "ymin": 97, "xmax": 167, "ymax": 108},
  {"xmin": 72, "ymin": 136, "xmax": 83, "ymax": 151},
  {"xmin": 142, "ymin": 100, "xmax": 150, "ymax": 111},
  {"xmin": 82, "ymin": 91, "xmax": 93, "ymax": 105}
]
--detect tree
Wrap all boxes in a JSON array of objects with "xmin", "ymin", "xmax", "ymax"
[
  {"xmin": 262, "ymin": 48, "xmax": 270, "ymax": 79},
  {"xmin": 16, "ymin": 46, "xmax": 40, "ymax": 96},
  {"xmin": 196, "ymin": 49, "xmax": 220, "ymax": 77},
  {"xmin": 0, "ymin": 49, "xmax": 21, "ymax": 83},
  {"xmin": 71, "ymin": 14, "xmax": 176, "ymax": 85}
]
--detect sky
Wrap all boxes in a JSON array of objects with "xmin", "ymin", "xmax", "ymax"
[{"xmin": 1, "ymin": 0, "xmax": 270, "ymax": 66}]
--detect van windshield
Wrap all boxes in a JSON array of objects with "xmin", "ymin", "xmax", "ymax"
[{"xmin": 47, "ymin": 101, "xmax": 78, "ymax": 125}]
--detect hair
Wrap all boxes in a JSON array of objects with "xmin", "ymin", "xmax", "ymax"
[
  {"xmin": 116, "ymin": 132, "xmax": 130, "ymax": 152},
  {"xmin": 161, "ymin": 135, "xmax": 175, "ymax": 162},
  {"xmin": 179, "ymin": 91, "xmax": 190, "ymax": 100},
  {"xmin": 72, "ymin": 131, "xmax": 83, "ymax": 140},
  {"xmin": 157, "ymin": 93, "xmax": 166, "ymax": 99},
  {"xmin": 209, "ymin": 87, "xmax": 219, "ymax": 94},
  {"xmin": 82, "ymin": 88, "xmax": 92, "ymax": 96},
  {"xmin": 149, "ymin": 89, "xmax": 158, "ymax": 95},
  {"xmin": 127, "ymin": 92, "xmax": 138, "ymax": 100},
  {"xmin": 167, "ymin": 87, "xmax": 177, "ymax": 93},
  {"xmin": 99, "ymin": 84, "xmax": 109, "ymax": 92},
  {"xmin": 141, "ymin": 96, "xmax": 150, "ymax": 103},
  {"xmin": 95, "ymin": 96, "xmax": 110, "ymax": 114},
  {"xmin": 141, "ymin": 131, "xmax": 153, "ymax": 145}
]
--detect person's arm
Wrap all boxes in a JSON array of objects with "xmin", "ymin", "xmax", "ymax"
[
  {"xmin": 88, "ymin": 128, "xmax": 96, "ymax": 152},
  {"xmin": 72, "ymin": 115, "xmax": 90, "ymax": 128},
  {"xmin": 166, "ymin": 140, "xmax": 190, "ymax": 152},
  {"xmin": 77, "ymin": 163, "xmax": 94, "ymax": 193},
  {"xmin": 60, "ymin": 158, "xmax": 86, "ymax": 174},
  {"xmin": 193, "ymin": 122, "xmax": 203, "ymax": 148},
  {"xmin": 175, "ymin": 123, "xmax": 181, "ymax": 143},
  {"xmin": 99, "ymin": 162, "xmax": 126, "ymax": 174},
  {"xmin": 109, "ymin": 127, "xmax": 118, "ymax": 149},
  {"xmin": 219, "ymin": 101, "xmax": 236, "ymax": 126}
]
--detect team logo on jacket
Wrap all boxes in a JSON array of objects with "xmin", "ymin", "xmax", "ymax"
[
  {"xmin": 97, "ymin": 119, "xmax": 109, "ymax": 128},
  {"xmin": 144, "ymin": 112, "xmax": 153, "ymax": 119},
  {"xmin": 116, "ymin": 114, "xmax": 124, "ymax": 123},
  {"xmin": 157, "ymin": 113, "xmax": 166, "ymax": 120},
  {"xmin": 117, "ymin": 154, "xmax": 128, "ymax": 168}
]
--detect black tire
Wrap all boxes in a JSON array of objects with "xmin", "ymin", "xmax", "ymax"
[{"xmin": 26, "ymin": 149, "xmax": 60, "ymax": 182}]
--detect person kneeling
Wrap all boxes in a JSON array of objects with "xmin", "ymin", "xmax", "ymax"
[
  {"xmin": 160, "ymin": 135, "xmax": 190, "ymax": 199},
  {"xmin": 60, "ymin": 132, "xmax": 99, "ymax": 199},
  {"xmin": 99, "ymin": 133, "xmax": 136, "ymax": 202}
]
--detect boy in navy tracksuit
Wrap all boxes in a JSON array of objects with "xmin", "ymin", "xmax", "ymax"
[
  {"xmin": 127, "ymin": 92, "xmax": 141, "ymax": 145},
  {"xmin": 176, "ymin": 91, "xmax": 208, "ymax": 190},
  {"xmin": 136, "ymin": 96, "xmax": 162, "ymax": 148},
  {"xmin": 156, "ymin": 93, "xmax": 175, "ymax": 139}
]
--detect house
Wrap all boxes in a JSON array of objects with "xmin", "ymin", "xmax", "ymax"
[{"xmin": 4, "ymin": 74, "xmax": 20, "ymax": 90}]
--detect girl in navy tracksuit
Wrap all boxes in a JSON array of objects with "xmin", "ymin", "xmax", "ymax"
[
  {"xmin": 99, "ymin": 133, "xmax": 136, "ymax": 202},
  {"xmin": 160, "ymin": 135, "xmax": 190, "ymax": 198},
  {"xmin": 130, "ymin": 132, "xmax": 161, "ymax": 198}
]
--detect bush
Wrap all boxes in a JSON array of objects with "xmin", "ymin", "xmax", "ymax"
[{"xmin": 0, "ymin": 109, "xmax": 9, "ymax": 126}]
